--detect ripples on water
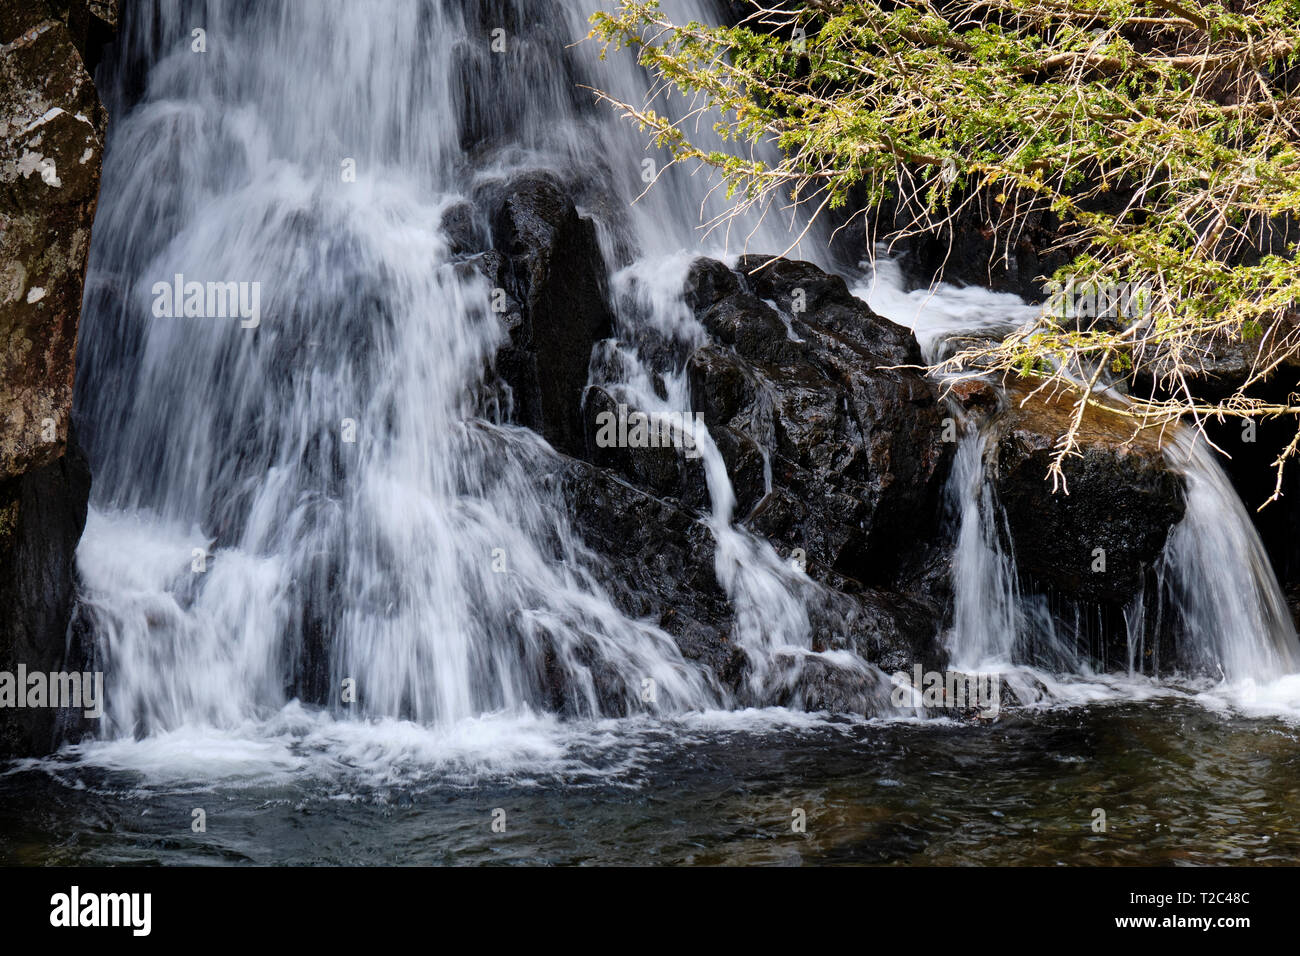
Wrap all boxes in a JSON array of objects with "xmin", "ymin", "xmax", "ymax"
[
  {"xmin": 4, "ymin": 695, "xmax": 1300, "ymax": 865},
  {"xmin": 10, "ymin": 0, "xmax": 1300, "ymax": 867}
]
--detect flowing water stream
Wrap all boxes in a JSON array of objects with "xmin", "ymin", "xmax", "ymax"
[
  {"xmin": 859, "ymin": 258, "xmax": 1300, "ymax": 710},
  {"xmin": 4, "ymin": 0, "xmax": 1300, "ymax": 865}
]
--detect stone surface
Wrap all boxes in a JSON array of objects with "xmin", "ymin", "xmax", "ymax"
[
  {"xmin": 993, "ymin": 377, "xmax": 1186, "ymax": 604},
  {"xmin": 562, "ymin": 253, "xmax": 954, "ymax": 701},
  {"xmin": 469, "ymin": 173, "xmax": 614, "ymax": 458},
  {"xmin": 684, "ymin": 256, "xmax": 952, "ymax": 587},
  {"xmin": 1, "ymin": 2, "xmax": 107, "ymax": 481},
  {"xmin": 557, "ymin": 455, "xmax": 947, "ymax": 705},
  {"xmin": 0, "ymin": 0, "xmax": 111, "ymax": 757}
]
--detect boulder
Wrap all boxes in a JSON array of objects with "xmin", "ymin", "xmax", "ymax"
[
  {"xmin": 992, "ymin": 377, "xmax": 1185, "ymax": 604},
  {"xmin": 0, "ymin": 0, "xmax": 110, "ymax": 756},
  {"xmin": 735, "ymin": 254, "xmax": 921, "ymax": 365},
  {"xmin": 683, "ymin": 256, "xmax": 953, "ymax": 586},
  {"xmin": 559, "ymin": 254, "xmax": 953, "ymax": 706},
  {"xmin": 474, "ymin": 173, "xmax": 613, "ymax": 458},
  {"xmin": 1, "ymin": 1, "xmax": 108, "ymax": 480}
]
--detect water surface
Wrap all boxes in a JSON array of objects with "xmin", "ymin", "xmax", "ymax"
[{"xmin": 4, "ymin": 698, "xmax": 1296, "ymax": 865}]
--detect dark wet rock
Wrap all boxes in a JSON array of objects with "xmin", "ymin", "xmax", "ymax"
[
  {"xmin": 947, "ymin": 378, "xmax": 1001, "ymax": 415},
  {"xmin": 556, "ymin": 454, "xmax": 945, "ymax": 705},
  {"xmin": 735, "ymin": 254, "xmax": 921, "ymax": 366},
  {"xmin": 438, "ymin": 198, "xmax": 486, "ymax": 257},
  {"xmin": 686, "ymin": 344, "xmax": 754, "ymax": 426},
  {"xmin": 581, "ymin": 385, "xmax": 708, "ymax": 511},
  {"xmin": 479, "ymin": 173, "xmax": 613, "ymax": 457},
  {"xmin": 683, "ymin": 256, "xmax": 953, "ymax": 587},
  {"xmin": 0, "ymin": 435, "xmax": 91, "ymax": 757},
  {"xmin": 892, "ymin": 537, "xmax": 956, "ymax": 620},
  {"xmin": 558, "ymin": 455, "xmax": 741, "ymax": 685},
  {"xmin": 0, "ymin": 1, "xmax": 111, "ymax": 757},
  {"xmin": 711, "ymin": 424, "xmax": 766, "ymax": 519},
  {"xmin": 697, "ymin": 292, "xmax": 804, "ymax": 366},
  {"xmin": 561, "ymin": 254, "xmax": 955, "ymax": 705},
  {"xmin": 766, "ymin": 654, "xmax": 893, "ymax": 713},
  {"xmin": 740, "ymin": 256, "xmax": 855, "ymax": 316},
  {"xmin": 811, "ymin": 587, "xmax": 948, "ymax": 679},
  {"xmin": 682, "ymin": 256, "xmax": 739, "ymax": 313},
  {"xmin": 992, "ymin": 377, "xmax": 1185, "ymax": 605}
]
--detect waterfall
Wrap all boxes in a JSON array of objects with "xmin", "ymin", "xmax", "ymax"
[
  {"xmin": 69, "ymin": 0, "xmax": 1300, "ymax": 777},
  {"xmin": 856, "ymin": 255, "xmax": 1300, "ymax": 706},
  {"xmin": 72, "ymin": 0, "xmax": 834, "ymax": 757},
  {"xmin": 1159, "ymin": 433, "xmax": 1299, "ymax": 683},
  {"xmin": 593, "ymin": 257, "xmax": 842, "ymax": 704},
  {"xmin": 942, "ymin": 428, "xmax": 1021, "ymax": 670}
]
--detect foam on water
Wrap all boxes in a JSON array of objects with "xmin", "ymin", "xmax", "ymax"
[
  {"xmin": 67, "ymin": 0, "xmax": 846, "ymax": 782},
  {"xmin": 855, "ymin": 251, "xmax": 1300, "ymax": 724},
  {"xmin": 51, "ymin": 0, "xmax": 1300, "ymax": 792},
  {"xmin": 853, "ymin": 253, "xmax": 1040, "ymax": 360}
]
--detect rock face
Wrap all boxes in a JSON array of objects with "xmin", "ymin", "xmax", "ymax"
[
  {"xmin": 0, "ymin": 0, "xmax": 113, "ymax": 756},
  {"xmin": 454, "ymin": 206, "xmax": 959, "ymax": 701},
  {"xmin": 0, "ymin": 436, "xmax": 91, "ymax": 756},
  {"xmin": 558, "ymin": 456, "xmax": 743, "ymax": 688},
  {"xmin": 688, "ymin": 255, "xmax": 953, "ymax": 587},
  {"xmin": 460, "ymin": 173, "xmax": 614, "ymax": 458},
  {"xmin": 424, "ymin": 176, "xmax": 1198, "ymax": 707},
  {"xmin": 563, "ymin": 254, "xmax": 955, "ymax": 700},
  {"xmin": 992, "ymin": 378, "xmax": 1185, "ymax": 605},
  {"xmin": 1, "ymin": 2, "xmax": 107, "ymax": 480},
  {"xmin": 559, "ymin": 455, "xmax": 949, "ymax": 707}
]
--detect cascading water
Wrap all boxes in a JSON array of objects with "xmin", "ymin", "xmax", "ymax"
[
  {"xmin": 71, "ymin": 0, "xmax": 847, "ymax": 774},
  {"xmin": 64, "ymin": 0, "xmax": 1300, "ymax": 786},
  {"xmin": 857, "ymin": 254, "xmax": 1300, "ymax": 710},
  {"xmin": 1159, "ymin": 433, "xmax": 1299, "ymax": 684},
  {"xmin": 593, "ymin": 261, "xmax": 818, "ymax": 695},
  {"xmin": 11, "ymin": 0, "xmax": 1300, "ymax": 868}
]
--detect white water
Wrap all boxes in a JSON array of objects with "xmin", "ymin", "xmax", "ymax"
[
  {"xmin": 63, "ymin": 1, "xmax": 1300, "ymax": 786},
  {"xmin": 856, "ymin": 258, "xmax": 1300, "ymax": 716},
  {"xmin": 595, "ymin": 256, "xmax": 884, "ymax": 708},
  {"xmin": 70, "ymin": 0, "xmax": 856, "ymax": 780},
  {"xmin": 1160, "ymin": 433, "xmax": 1299, "ymax": 682}
]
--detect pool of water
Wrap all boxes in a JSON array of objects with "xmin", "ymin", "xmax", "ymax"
[{"xmin": 3, "ymin": 696, "xmax": 1298, "ymax": 866}]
